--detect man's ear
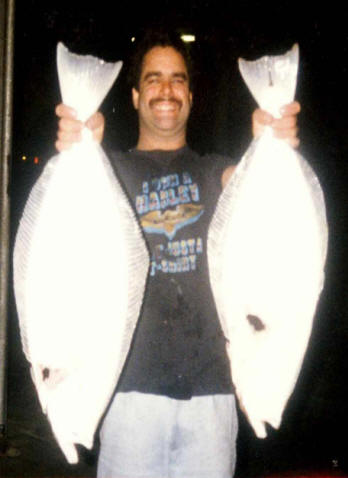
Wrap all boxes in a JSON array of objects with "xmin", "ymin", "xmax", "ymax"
[
  {"xmin": 132, "ymin": 87, "xmax": 139, "ymax": 110},
  {"xmin": 189, "ymin": 91, "xmax": 193, "ymax": 107}
]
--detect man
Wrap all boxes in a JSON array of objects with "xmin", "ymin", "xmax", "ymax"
[{"xmin": 56, "ymin": 30, "xmax": 300, "ymax": 478}]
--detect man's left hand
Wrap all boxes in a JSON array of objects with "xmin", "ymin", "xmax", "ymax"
[{"xmin": 252, "ymin": 101, "xmax": 301, "ymax": 148}]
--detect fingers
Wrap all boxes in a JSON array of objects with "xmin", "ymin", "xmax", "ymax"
[
  {"xmin": 272, "ymin": 113, "xmax": 297, "ymax": 131},
  {"xmin": 57, "ymin": 117, "xmax": 84, "ymax": 136},
  {"xmin": 252, "ymin": 101, "xmax": 301, "ymax": 148},
  {"xmin": 55, "ymin": 128, "xmax": 82, "ymax": 152},
  {"xmin": 279, "ymin": 136, "xmax": 300, "ymax": 149},
  {"xmin": 252, "ymin": 108, "xmax": 273, "ymax": 138},
  {"xmin": 55, "ymin": 103, "xmax": 83, "ymax": 152},
  {"xmin": 272, "ymin": 102, "xmax": 300, "ymax": 148},
  {"xmin": 55, "ymin": 118, "xmax": 83, "ymax": 152},
  {"xmin": 271, "ymin": 116, "xmax": 298, "ymax": 139},
  {"xmin": 279, "ymin": 100, "xmax": 301, "ymax": 117},
  {"xmin": 55, "ymin": 103, "xmax": 78, "ymax": 120},
  {"xmin": 253, "ymin": 108, "xmax": 273, "ymax": 126},
  {"xmin": 85, "ymin": 111, "xmax": 105, "ymax": 143},
  {"xmin": 85, "ymin": 111, "xmax": 104, "ymax": 130},
  {"xmin": 55, "ymin": 104, "xmax": 105, "ymax": 151}
]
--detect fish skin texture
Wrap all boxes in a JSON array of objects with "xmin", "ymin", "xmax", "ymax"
[
  {"xmin": 13, "ymin": 44, "xmax": 149, "ymax": 463},
  {"xmin": 208, "ymin": 45, "xmax": 328, "ymax": 438}
]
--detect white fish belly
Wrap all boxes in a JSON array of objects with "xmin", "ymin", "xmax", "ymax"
[
  {"xmin": 208, "ymin": 134, "xmax": 327, "ymax": 437},
  {"xmin": 13, "ymin": 140, "xmax": 149, "ymax": 462}
]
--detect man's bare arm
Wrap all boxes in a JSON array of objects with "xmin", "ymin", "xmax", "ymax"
[{"xmin": 221, "ymin": 165, "xmax": 237, "ymax": 189}]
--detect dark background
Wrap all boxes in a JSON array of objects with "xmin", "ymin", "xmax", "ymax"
[{"xmin": 5, "ymin": 0, "xmax": 348, "ymax": 476}]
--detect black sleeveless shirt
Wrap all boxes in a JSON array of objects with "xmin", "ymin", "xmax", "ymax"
[{"xmin": 109, "ymin": 146, "xmax": 234, "ymax": 399}]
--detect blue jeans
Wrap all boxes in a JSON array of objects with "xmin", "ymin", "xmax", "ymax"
[{"xmin": 97, "ymin": 392, "xmax": 238, "ymax": 478}]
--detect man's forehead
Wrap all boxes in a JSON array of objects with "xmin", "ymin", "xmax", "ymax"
[{"xmin": 140, "ymin": 46, "xmax": 189, "ymax": 78}]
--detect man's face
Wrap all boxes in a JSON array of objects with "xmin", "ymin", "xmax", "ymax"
[{"xmin": 132, "ymin": 46, "xmax": 192, "ymax": 141}]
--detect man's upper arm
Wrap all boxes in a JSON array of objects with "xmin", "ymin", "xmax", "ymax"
[{"xmin": 221, "ymin": 165, "xmax": 236, "ymax": 189}]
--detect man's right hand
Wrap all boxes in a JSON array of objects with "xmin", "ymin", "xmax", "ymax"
[
  {"xmin": 252, "ymin": 101, "xmax": 301, "ymax": 149},
  {"xmin": 55, "ymin": 103, "xmax": 105, "ymax": 152}
]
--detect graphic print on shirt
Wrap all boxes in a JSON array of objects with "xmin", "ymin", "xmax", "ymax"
[{"xmin": 135, "ymin": 170, "xmax": 204, "ymax": 276}]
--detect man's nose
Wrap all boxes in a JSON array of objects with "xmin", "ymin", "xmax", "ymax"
[{"xmin": 160, "ymin": 79, "xmax": 173, "ymax": 97}]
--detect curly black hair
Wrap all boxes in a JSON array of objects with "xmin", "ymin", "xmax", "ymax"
[{"xmin": 127, "ymin": 27, "xmax": 193, "ymax": 92}]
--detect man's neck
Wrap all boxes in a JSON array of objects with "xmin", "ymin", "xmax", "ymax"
[{"xmin": 135, "ymin": 131, "xmax": 187, "ymax": 151}]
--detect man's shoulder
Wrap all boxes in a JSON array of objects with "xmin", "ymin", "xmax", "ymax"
[
  {"xmin": 106, "ymin": 148, "xmax": 128, "ymax": 161},
  {"xmin": 196, "ymin": 150, "xmax": 237, "ymax": 174},
  {"xmin": 106, "ymin": 149, "xmax": 139, "ymax": 173}
]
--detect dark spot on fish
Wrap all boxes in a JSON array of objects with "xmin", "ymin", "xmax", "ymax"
[
  {"xmin": 42, "ymin": 368, "xmax": 50, "ymax": 380},
  {"xmin": 247, "ymin": 314, "xmax": 265, "ymax": 331}
]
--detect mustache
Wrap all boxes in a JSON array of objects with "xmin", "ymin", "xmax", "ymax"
[{"xmin": 149, "ymin": 97, "xmax": 182, "ymax": 108}]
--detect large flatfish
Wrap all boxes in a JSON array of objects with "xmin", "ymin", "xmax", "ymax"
[
  {"xmin": 208, "ymin": 44, "xmax": 328, "ymax": 438},
  {"xmin": 13, "ymin": 44, "xmax": 149, "ymax": 463}
]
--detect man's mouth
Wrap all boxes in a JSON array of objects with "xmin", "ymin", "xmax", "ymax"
[{"xmin": 150, "ymin": 98, "xmax": 182, "ymax": 112}]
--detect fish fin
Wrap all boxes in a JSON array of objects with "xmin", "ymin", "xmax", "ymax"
[
  {"xmin": 238, "ymin": 44, "xmax": 299, "ymax": 117},
  {"xmin": 57, "ymin": 42, "xmax": 123, "ymax": 122}
]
